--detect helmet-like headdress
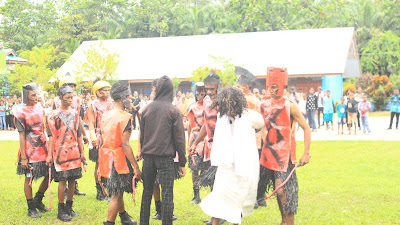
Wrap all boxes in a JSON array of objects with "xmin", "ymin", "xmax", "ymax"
[
  {"xmin": 235, "ymin": 66, "xmax": 257, "ymax": 88},
  {"xmin": 267, "ymin": 67, "xmax": 288, "ymax": 97},
  {"xmin": 22, "ymin": 83, "xmax": 38, "ymax": 104},
  {"xmin": 110, "ymin": 81, "xmax": 131, "ymax": 108},
  {"xmin": 92, "ymin": 80, "xmax": 111, "ymax": 95},
  {"xmin": 57, "ymin": 85, "xmax": 73, "ymax": 97},
  {"xmin": 203, "ymin": 70, "xmax": 221, "ymax": 85},
  {"xmin": 194, "ymin": 82, "xmax": 205, "ymax": 92}
]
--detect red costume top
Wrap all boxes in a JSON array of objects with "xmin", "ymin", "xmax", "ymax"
[
  {"xmin": 187, "ymin": 101, "xmax": 205, "ymax": 155},
  {"xmin": 99, "ymin": 109, "xmax": 132, "ymax": 178},
  {"xmin": 260, "ymin": 96, "xmax": 296, "ymax": 172},
  {"xmin": 14, "ymin": 105, "xmax": 47, "ymax": 163},
  {"xmin": 47, "ymin": 109, "xmax": 82, "ymax": 172},
  {"xmin": 203, "ymin": 96, "xmax": 217, "ymax": 161},
  {"xmin": 84, "ymin": 99, "xmax": 114, "ymax": 146}
]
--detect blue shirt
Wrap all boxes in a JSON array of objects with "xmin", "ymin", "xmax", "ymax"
[
  {"xmin": 0, "ymin": 106, "xmax": 5, "ymax": 116},
  {"xmin": 323, "ymin": 97, "xmax": 334, "ymax": 114},
  {"xmin": 336, "ymin": 104, "xmax": 347, "ymax": 118},
  {"xmin": 390, "ymin": 94, "xmax": 400, "ymax": 113}
]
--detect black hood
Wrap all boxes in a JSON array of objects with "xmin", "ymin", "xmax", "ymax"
[{"xmin": 154, "ymin": 75, "xmax": 173, "ymax": 102}]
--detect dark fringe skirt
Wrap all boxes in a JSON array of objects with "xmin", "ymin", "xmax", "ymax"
[
  {"xmin": 265, "ymin": 162, "xmax": 299, "ymax": 214},
  {"xmin": 107, "ymin": 162, "xmax": 135, "ymax": 195},
  {"xmin": 155, "ymin": 162, "xmax": 181, "ymax": 184},
  {"xmin": 17, "ymin": 160, "xmax": 48, "ymax": 180},
  {"xmin": 89, "ymin": 146, "xmax": 99, "ymax": 162},
  {"xmin": 195, "ymin": 161, "xmax": 217, "ymax": 189},
  {"xmin": 188, "ymin": 154, "xmax": 204, "ymax": 171},
  {"xmin": 53, "ymin": 167, "xmax": 82, "ymax": 182}
]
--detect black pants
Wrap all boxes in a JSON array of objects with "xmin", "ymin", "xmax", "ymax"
[
  {"xmin": 317, "ymin": 107, "xmax": 324, "ymax": 126},
  {"xmin": 389, "ymin": 112, "xmax": 400, "ymax": 128},
  {"xmin": 132, "ymin": 110, "xmax": 140, "ymax": 129},
  {"xmin": 140, "ymin": 156, "xmax": 174, "ymax": 225},
  {"xmin": 357, "ymin": 111, "xmax": 361, "ymax": 128},
  {"xmin": 6, "ymin": 115, "xmax": 14, "ymax": 129}
]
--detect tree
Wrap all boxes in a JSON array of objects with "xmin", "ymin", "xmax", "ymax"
[
  {"xmin": 7, "ymin": 44, "xmax": 58, "ymax": 94},
  {"xmin": 73, "ymin": 42, "xmax": 120, "ymax": 88},
  {"xmin": 360, "ymin": 30, "xmax": 400, "ymax": 77},
  {"xmin": 191, "ymin": 55, "xmax": 236, "ymax": 86}
]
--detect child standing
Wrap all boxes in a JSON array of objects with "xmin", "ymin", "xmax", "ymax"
[
  {"xmin": 46, "ymin": 85, "xmax": 85, "ymax": 222},
  {"xmin": 336, "ymin": 97, "xmax": 347, "ymax": 134},
  {"xmin": 358, "ymin": 95, "xmax": 371, "ymax": 134}
]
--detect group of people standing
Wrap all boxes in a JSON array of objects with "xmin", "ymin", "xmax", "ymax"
[
  {"xmin": 290, "ymin": 86, "xmax": 376, "ymax": 135},
  {"xmin": 15, "ymin": 66, "xmax": 311, "ymax": 225}
]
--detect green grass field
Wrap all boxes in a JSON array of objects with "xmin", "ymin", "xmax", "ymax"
[{"xmin": 0, "ymin": 141, "xmax": 399, "ymax": 225}]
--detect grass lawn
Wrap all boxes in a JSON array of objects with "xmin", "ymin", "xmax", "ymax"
[
  {"xmin": 368, "ymin": 111, "xmax": 392, "ymax": 117},
  {"xmin": 0, "ymin": 141, "xmax": 399, "ymax": 224}
]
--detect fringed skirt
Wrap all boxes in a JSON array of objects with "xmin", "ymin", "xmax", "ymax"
[
  {"xmin": 89, "ymin": 146, "xmax": 99, "ymax": 162},
  {"xmin": 155, "ymin": 162, "xmax": 181, "ymax": 184},
  {"xmin": 264, "ymin": 162, "xmax": 299, "ymax": 214},
  {"xmin": 53, "ymin": 167, "xmax": 82, "ymax": 182},
  {"xmin": 17, "ymin": 160, "xmax": 48, "ymax": 180},
  {"xmin": 188, "ymin": 154, "xmax": 204, "ymax": 172},
  {"xmin": 195, "ymin": 161, "xmax": 217, "ymax": 189},
  {"xmin": 107, "ymin": 161, "xmax": 135, "ymax": 195}
]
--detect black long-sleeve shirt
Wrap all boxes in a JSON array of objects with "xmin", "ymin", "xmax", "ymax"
[{"xmin": 139, "ymin": 76, "xmax": 187, "ymax": 167}]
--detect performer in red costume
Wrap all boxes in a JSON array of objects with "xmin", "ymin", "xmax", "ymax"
[
  {"xmin": 100, "ymin": 81, "xmax": 142, "ymax": 225},
  {"xmin": 260, "ymin": 67, "xmax": 311, "ymax": 225},
  {"xmin": 235, "ymin": 66, "xmax": 268, "ymax": 208},
  {"xmin": 187, "ymin": 82, "xmax": 206, "ymax": 205},
  {"xmin": 188, "ymin": 70, "xmax": 222, "ymax": 225},
  {"xmin": 16, "ymin": 83, "xmax": 50, "ymax": 218},
  {"xmin": 85, "ymin": 79, "xmax": 113, "ymax": 201},
  {"xmin": 52, "ymin": 75, "xmax": 88, "ymax": 196},
  {"xmin": 46, "ymin": 85, "xmax": 86, "ymax": 222}
]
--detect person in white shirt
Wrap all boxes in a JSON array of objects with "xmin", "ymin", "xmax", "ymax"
[{"xmin": 316, "ymin": 86, "xmax": 324, "ymax": 128}]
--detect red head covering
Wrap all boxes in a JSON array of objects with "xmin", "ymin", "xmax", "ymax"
[{"xmin": 267, "ymin": 67, "xmax": 288, "ymax": 97}]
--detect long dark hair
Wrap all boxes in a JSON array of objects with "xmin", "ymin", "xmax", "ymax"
[{"xmin": 210, "ymin": 87, "xmax": 248, "ymax": 120}]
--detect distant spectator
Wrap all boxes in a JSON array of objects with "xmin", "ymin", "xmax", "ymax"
[
  {"xmin": 316, "ymin": 86, "xmax": 325, "ymax": 128},
  {"xmin": 253, "ymin": 88, "xmax": 261, "ymax": 100},
  {"xmin": 298, "ymin": 93, "xmax": 307, "ymax": 131},
  {"xmin": 347, "ymin": 92, "xmax": 358, "ymax": 135},
  {"xmin": 289, "ymin": 86, "xmax": 300, "ymax": 104},
  {"xmin": 323, "ymin": 90, "xmax": 334, "ymax": 130},
  {"xmin": 131, "ymin": 91, "xmax": 141, "ymax": 130},
  {"xmin": 336, "ymin": 97, "xmax": 347, "ymax": 135},
  {"xmin": 173, "ymin": 95, "xmax": 181, "ymax": 107},
  {"xmin": 183, "ymin": 115, "xmax": 189, "ymax": 131},
  {"xmin": 355, "ymin": 87, "xmax": 362, "ymax": 130},
  {"xmin": 387, "ymin": 88, "xmax": 400, "ymax": 129},
  {"xmin": 0, "ymin": 100, "xmax": 6, "ymax": 130},
  {"xmin": 178, "ymin": 95, "xmax": 188, "ymax": 116},
  {"xmin": 140, "ymin": 95, "xmax": 150, "ymax": 109},
  {"xmin": 306, "ymin": 88, "xmax": 318, "ymax": 131},
  {"xmin": 6, "ymin": 99, "xmax": 15, "ymax": 130},
  {"xmin": 359, "ymin": 95, "xmax": 371, "ymax": 134}
]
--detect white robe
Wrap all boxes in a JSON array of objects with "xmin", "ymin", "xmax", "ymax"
[{"xmin": 200, "ymin": 110, "xmax": 265, "ymax": 224}]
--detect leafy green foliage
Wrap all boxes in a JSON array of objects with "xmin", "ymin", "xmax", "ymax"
[
  {"xmin": 191, "ymin": 55, "xmax": 236, "ymax": 86},
  {"xmin": 367, "ymin": 75, "xmax": 392, "ymax": 110},
  {"xmin": 72, "ymin": 42, "xmax": 120, "ymax": 89},
  {"xmin": 7, "ymin": 44, "xmax": 58, "ymax": 95}
]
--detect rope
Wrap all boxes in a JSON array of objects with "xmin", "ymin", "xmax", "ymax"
[
  {"xmin": 97, "ymin": 169, "xmax": 107, "ymax": 195},
  {"xmin": 48, "ymin": 165, "xmax": 52, "ymax": 210},
  {"xmin": 265, "ymin": 164, "xmax": 300, "ymax": 200},
  {"xmin": 28, "ymin": 167, "xmax": 34, "ymax": 186},
  {"xmin": 132, "ymin": 175, "xmax": 136, "ymax": 205}
]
